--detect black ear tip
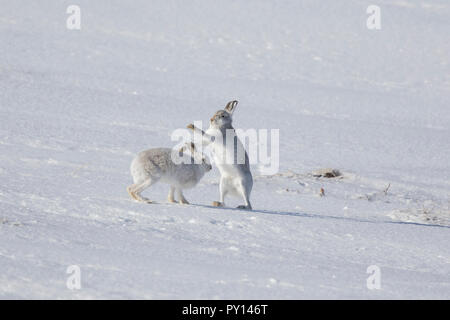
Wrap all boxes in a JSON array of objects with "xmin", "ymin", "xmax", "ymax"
[{"xmin": 225, "ymin": 100, "xmax": 238, "ymax": 112}]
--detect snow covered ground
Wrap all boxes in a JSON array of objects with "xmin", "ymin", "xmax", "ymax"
[{"xmin": 0, "ymin": 0, "xmax": 449, "ymax": 299}]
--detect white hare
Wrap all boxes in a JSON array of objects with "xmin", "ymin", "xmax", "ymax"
[
  {"xmin": 187, "ymin": 100, "xmax": 253, "ymax": 210},
  {"xmin": 127, "ymin": 142, "xmax": 212, "ymax": 204}
]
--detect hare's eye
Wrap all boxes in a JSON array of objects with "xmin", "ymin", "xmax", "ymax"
[{"xmin": 221, "ymin": 115, "xmax": 224, "ymax": 118}]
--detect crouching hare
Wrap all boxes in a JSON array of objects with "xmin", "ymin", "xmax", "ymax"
[
  {"xmin": 127, "ymin": 142, "xmax": 212, "ymax": 204},
  {"xmin": 187, "ymin": 100, "xmax": 253, "ymax": 210}
]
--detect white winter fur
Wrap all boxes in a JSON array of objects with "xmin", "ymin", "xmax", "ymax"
[
  {"xmin": 127, "ymin": 143, "xmax": 212, "ymax": 204},
  {"xmin": 187, "ymin": 100, "xmax": 253, "ymax": 210}
]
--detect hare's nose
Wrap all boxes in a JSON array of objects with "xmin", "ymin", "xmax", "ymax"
[{"xmin": 210, "ymin": 117, "xmax": 214, "ymax": 122}]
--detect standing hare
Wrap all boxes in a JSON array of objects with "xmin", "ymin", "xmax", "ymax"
[
  {"xmin": 127, "ymin": 142, "xmax": 212, "ymax": 204},
  {"xmin": 187, "ymin": 100, "xmax": 253, "ymax": 210}
]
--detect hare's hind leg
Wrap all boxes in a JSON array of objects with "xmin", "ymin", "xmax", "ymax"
[
  {"xmin": 168, "ymin": 186, "xmax": 176, "ymax": 203},
  {"xmin": 212, "ymin": 177, "xmax": 228, "ymax": 207},
  {"xmin": 236, "ymin": 181, "xmax": 252, "ymax": 210},
  {"xmin": 127, "ymin": 178, "xmax": 157, "ymax": 203},
  {"xmin": 177, "ymin": 189, "xmax": 189, "ymax": 205},
  {"xmin": 127, "ymin": 185, "xmax": 139, "ymax": 201}
]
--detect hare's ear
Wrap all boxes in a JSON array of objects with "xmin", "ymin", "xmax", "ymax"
[
  {"xmin": 180, "ymin": 142, "xmax": 196, "ymax": 155},
  {"xmin": 224, "ymin": 100, "xmax": 238, "ymax": 115},
  {"xmin": 178, "ymin": 143, "xmax": 189, "ymax": 156},
  {"xmin": 189, "ymin": 142, "xmax": 196, "ymax": 154}
]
